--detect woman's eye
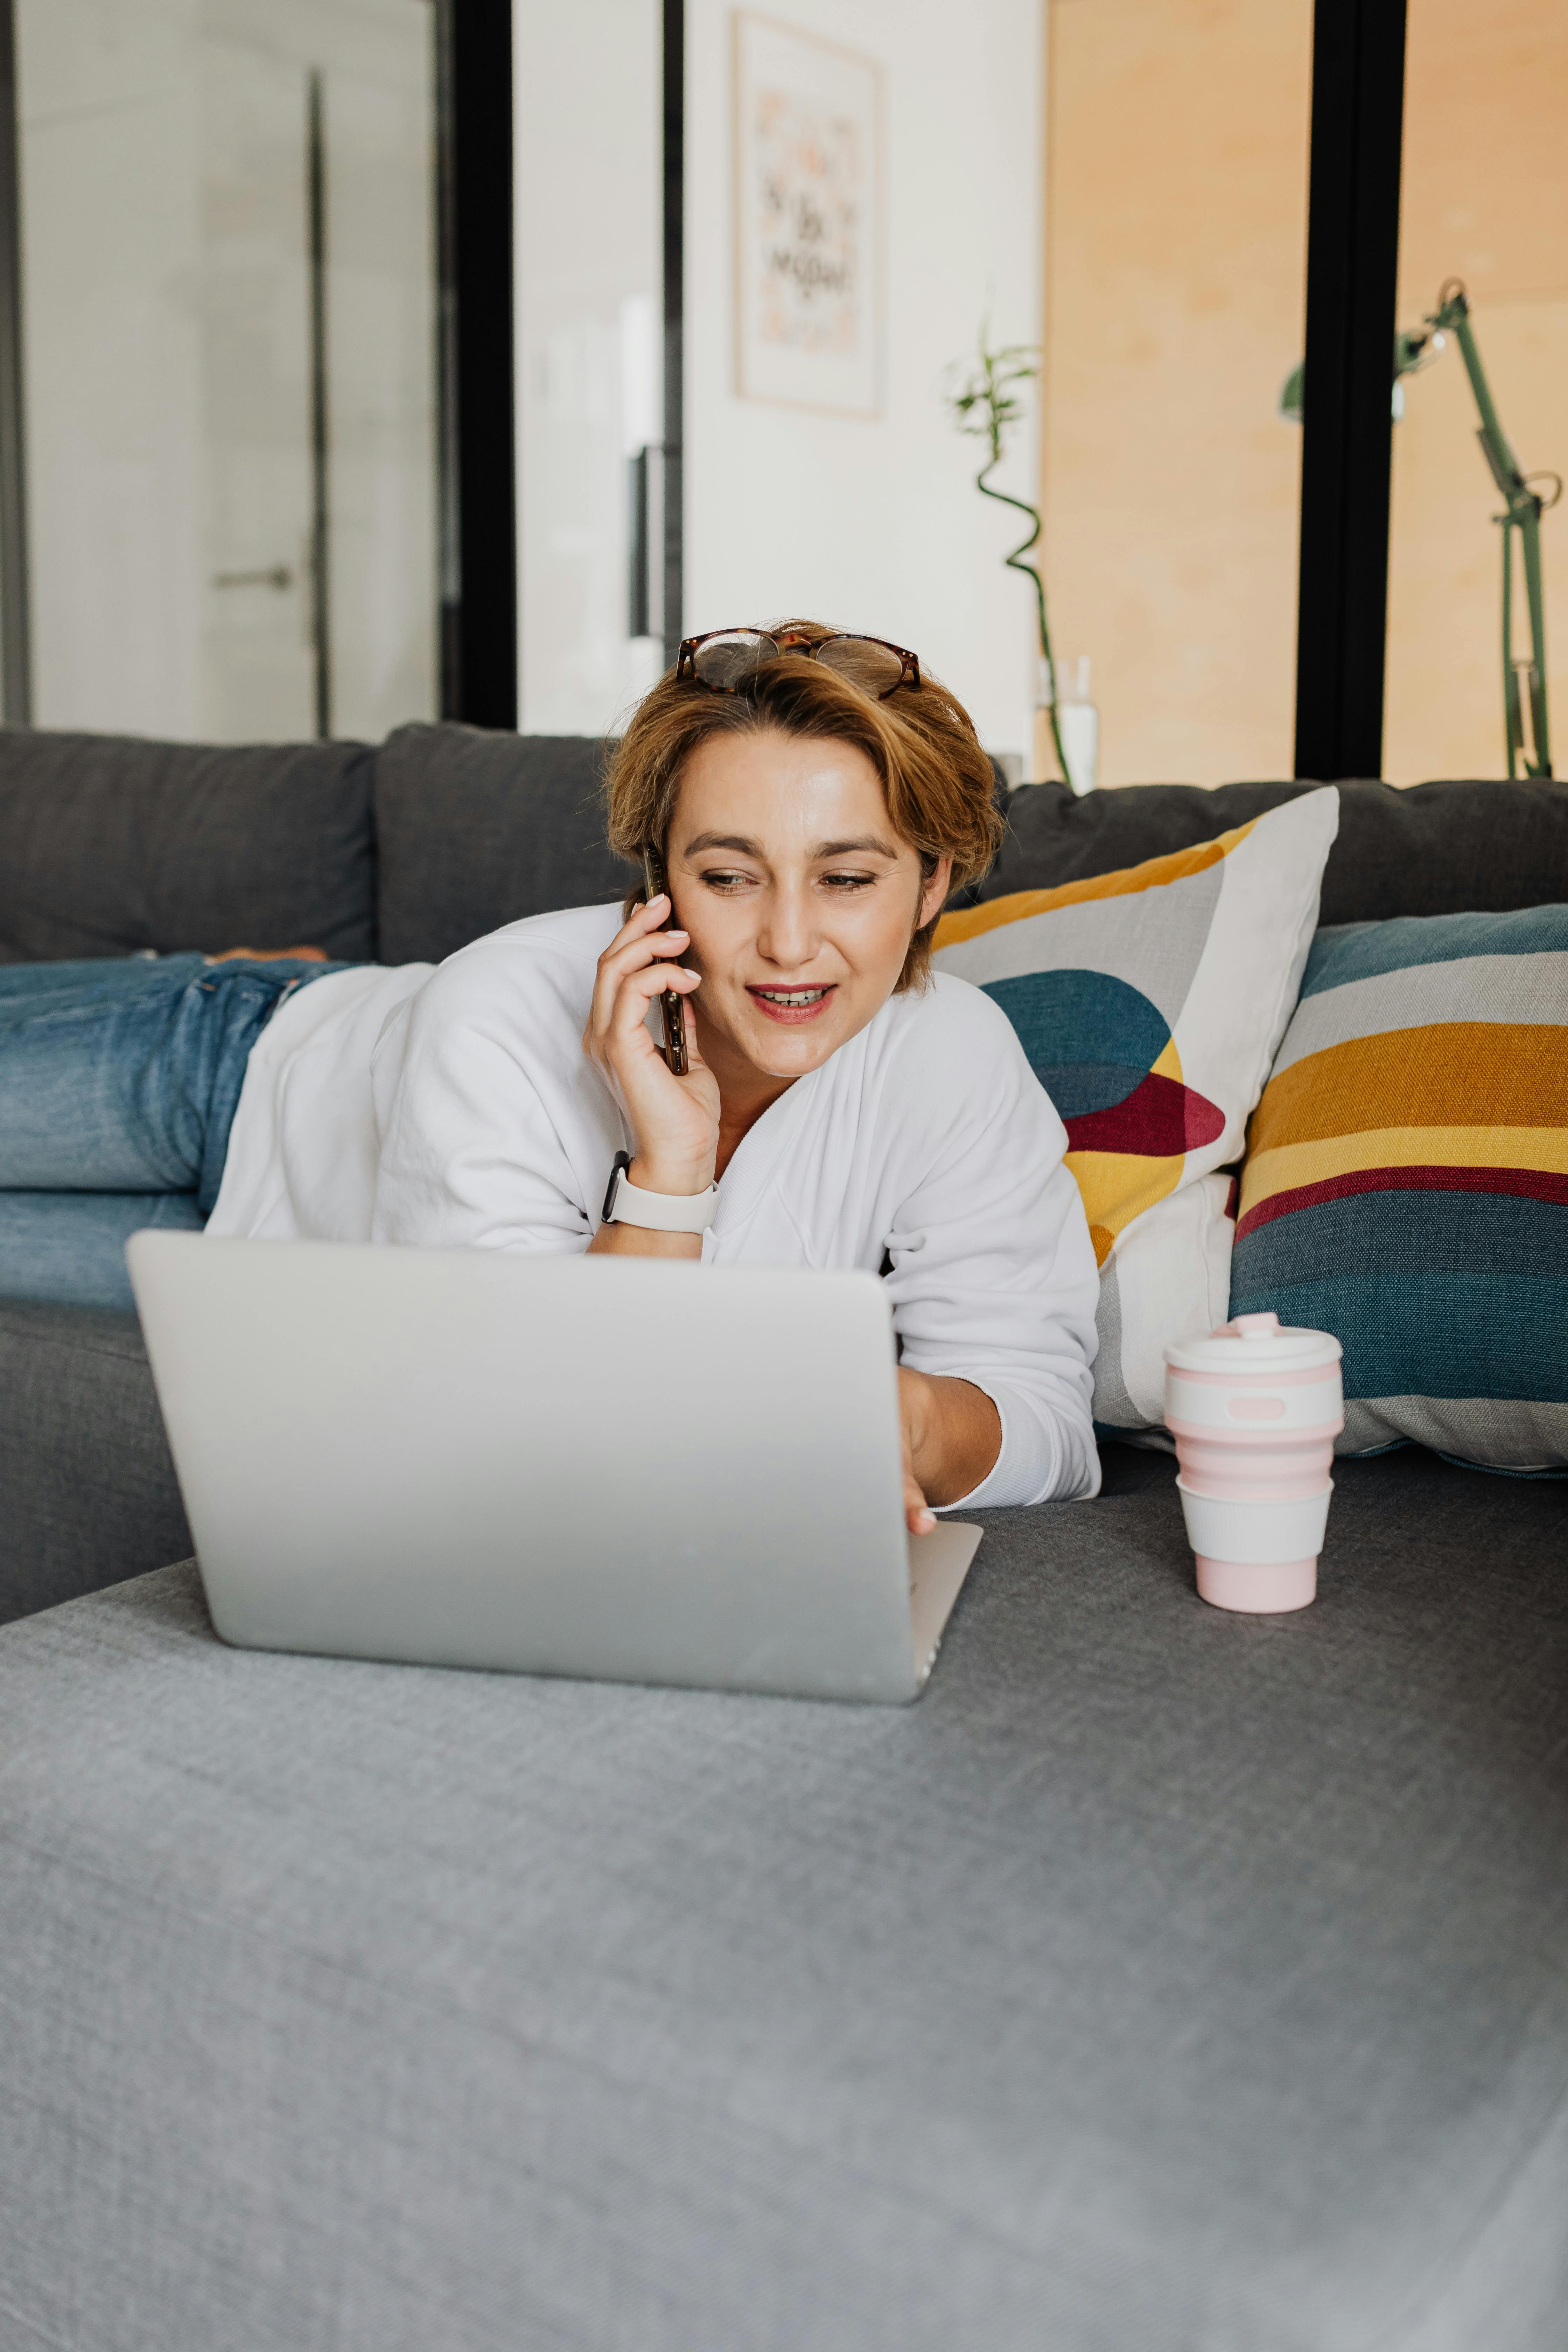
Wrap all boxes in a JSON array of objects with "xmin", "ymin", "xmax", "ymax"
[{"xmin": 693, "ymin": 867, "xmax": 877, "ymax": 892}]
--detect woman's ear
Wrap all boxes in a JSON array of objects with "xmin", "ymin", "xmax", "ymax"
[{"xmin": 918, "ymin": 855, "xmax": 953, "ymax": 930}]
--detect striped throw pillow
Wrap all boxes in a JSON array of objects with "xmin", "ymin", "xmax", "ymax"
[
  {"xmin": 1230, "ymin": 906, "xmax": 1568, "ymax": 1470},
  {"xmin": 934, "ymin": 788, "xmax": 1339, "ymax": 1434}
]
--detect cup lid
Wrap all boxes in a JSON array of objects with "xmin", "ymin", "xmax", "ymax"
[{"xmin": 1164, "ymin": 1310, "xmax": 1343, "ymax": 1375}]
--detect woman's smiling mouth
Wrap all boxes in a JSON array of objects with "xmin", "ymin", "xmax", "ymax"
[{"xmin": 746, "ymin": 983, "xmax": 837, "ymax": 1023}]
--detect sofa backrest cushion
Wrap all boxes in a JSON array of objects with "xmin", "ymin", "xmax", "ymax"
[
  {"xmin": 0, "ymin": 729, "xmax": 377, "ymax": 964},
  {"xmin": 374, "ymin": 724, "xmax": 637, "ymax": 966},
  {"xmin": 980, "ymin": 777, "xmax": 1568, "ymax": 925}
]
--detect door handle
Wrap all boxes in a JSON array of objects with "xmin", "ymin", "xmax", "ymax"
[
  {"xmin": 211, "ymin": 565, "xmax": 294, "ymax": 591},
  {"xmin": 627, "ymin": 447, "xmax": 651, "ymax": 638}
]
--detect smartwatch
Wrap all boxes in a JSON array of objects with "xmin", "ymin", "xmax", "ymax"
[{"xmin": 600, "ymin": 1150, "xmax": 718, "ymax": 1235}]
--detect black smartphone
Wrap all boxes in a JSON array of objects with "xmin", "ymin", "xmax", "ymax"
[{"xmin": 642, "ymin": 845, "xmax": 690, "ymax": 1074}]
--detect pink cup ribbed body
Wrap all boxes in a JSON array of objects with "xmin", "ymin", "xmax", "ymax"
[
  {"xmin": 1164, "ymin": 1364, "xmax": 1343, "ymax": 1500},
  {"xmin": 1163, "ymin": 1315, "xmax": 1344, "ymax": 1614},
  {"xmin": 1168, "ymin": 1428, "xmax": 1338, "ymax": 1501}
]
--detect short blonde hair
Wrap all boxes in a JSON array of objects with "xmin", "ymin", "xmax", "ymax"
[{"xmin": 604, "ymin": 621, "xmax": 1002, "ymax": 990}]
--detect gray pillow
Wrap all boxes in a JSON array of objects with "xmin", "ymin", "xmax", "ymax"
[
  {"xmin": 0, "ymin": 728, "xmax": 376, "ymax": 963},
  {"xmin": 375, "ymin": 723, "xmax": 637, "ymax": 966},
  {"xmin": 979, "ymin": 776, "xmax": 1568, "ymax": 924}
]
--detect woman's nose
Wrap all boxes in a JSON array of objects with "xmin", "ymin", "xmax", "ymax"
[{"xmin": 757, "ymin": 887, "xmax": 817, "ymax": 969}]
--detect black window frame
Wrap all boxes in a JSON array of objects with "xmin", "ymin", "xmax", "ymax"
[
  {"xmin": 436, "ymin": 0, "xmax": 517, "ymax": 729},
  {"xmin": 1293, "ymin": 0, "xmax": 1409, "ymax": 782}
]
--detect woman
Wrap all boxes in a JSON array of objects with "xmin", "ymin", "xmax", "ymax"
[{"xmin": 0, "ymin": 624, "xmax": 1101, "ymax": 1525}]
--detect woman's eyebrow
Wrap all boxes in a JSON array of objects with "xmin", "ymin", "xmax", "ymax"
[{"xmin": 681, "ymin": 831, "xmax": 900, "ymax": 860}]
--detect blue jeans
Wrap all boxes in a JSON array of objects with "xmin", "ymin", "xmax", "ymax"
[{"xmin": 0, "ymin": 955, "xmax": 351, "ymax": 1311}]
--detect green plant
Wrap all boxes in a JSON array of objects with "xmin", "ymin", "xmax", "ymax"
[{"xmin": 945, "ymin": 328, "xmax": 1067, "ymax": 782}]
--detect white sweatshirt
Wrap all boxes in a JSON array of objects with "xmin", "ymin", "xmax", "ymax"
[{"xmin": 208, "ymin": 903, "xmax": 1101, "ymax": 1506}]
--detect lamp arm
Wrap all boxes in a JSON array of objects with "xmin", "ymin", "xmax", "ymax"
[
  {"xmin": 1518, "ymin": 505, "xmax": 1551, "ymax": 777},
  {"xmin": 1432, "ymin": 293, "xmax": 1525, "ymax": 496},
  {"xmin": 1427, "ymin": 284, "xmax": 1553, "ymax": 777}
]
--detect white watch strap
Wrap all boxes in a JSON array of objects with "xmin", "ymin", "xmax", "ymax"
[{"xmin": 602, "ymin": 1153, "xmax": 718, "ymax": 1234}]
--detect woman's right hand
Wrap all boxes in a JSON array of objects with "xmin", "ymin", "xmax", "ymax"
[{"xmin": 582, "ymin": 895, "xmax": 721, "ymax": 1195}]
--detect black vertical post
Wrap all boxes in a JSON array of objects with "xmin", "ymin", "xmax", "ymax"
[
  {"xmin": 435, "ymin": 0, "xmax": 516, "ymax": 729},
  {"xmin": 662, "ymin": 0, "xmax": 683, "ymax": 668},
  {"xmin": 0, "ymin": 0, "xmax": 29, "ymax": 723},
  {"xmin": 306, "ymin": 69, "xmax": 331, "ymax": 741},
  {"xmin": 1293, "ymin": 0, "xmax": 1408, "ymax": 780}
]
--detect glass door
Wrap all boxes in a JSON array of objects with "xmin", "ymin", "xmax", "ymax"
[
  {"xmin": 14, "ymin": 0, "xmax": 437, "ymax": 742},
  {"xmin": 513, "ymin": 1, "xmax": 666, "ymax": 739}
]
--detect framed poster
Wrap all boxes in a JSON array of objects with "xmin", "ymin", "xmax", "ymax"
[{"xmin": 732, "ymin": 12, "xmax": 884, "ymax": 418}]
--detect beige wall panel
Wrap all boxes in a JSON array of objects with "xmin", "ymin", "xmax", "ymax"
[
  {"xmin": 1386, "ymin": 0, "xmax": 1568, "ymax": 783},
  {"xmin": 1041, "ymin": 0, "xmax": 1312, "ymax": 788},
  {"xmin": 1398, "ymin": 0, "xmax": 1568, "ymax": 313}
]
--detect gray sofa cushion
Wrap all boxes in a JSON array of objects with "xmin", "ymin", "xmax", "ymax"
[
  {"xmin": 980, "ymin": 776, "xmax": 1568, "ymax": 923},
  {"xmin": 375, "ymin": 722, "xmax": 637, "ymax": 965},
  {"xmin": 0, "ymin": 1298, "xmax": 189, "ymax": 1624},
  {"xmin": 0, "ymin": 1448, "xmax": 1562, "ymax": 2351},
  {"xmin": 0, "ymin": 727, "xmax": 377, "ymax": 963}
]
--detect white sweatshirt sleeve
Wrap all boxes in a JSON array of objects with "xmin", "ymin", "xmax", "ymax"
[
  {"xmin": 367, "ymin": 914, "xmax": 622, "ymax": 1254},
  {"xmin": 878, "ymin": 980, "xmax": 1101, "ymax": 1507}
]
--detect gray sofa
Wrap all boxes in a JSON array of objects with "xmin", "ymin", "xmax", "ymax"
[
  {"xmin": 1, "ymin": 726, "xmax": 1566, "ymax": 2348},
  {"xmin": 4, "ymin": 724, "xmax": 1565, "ymax": 1626}
]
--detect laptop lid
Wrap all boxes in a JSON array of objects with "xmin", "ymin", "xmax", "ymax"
[{"xmin": 129, "ymin": 1233, "xmax": 978, "ymax": 1704}]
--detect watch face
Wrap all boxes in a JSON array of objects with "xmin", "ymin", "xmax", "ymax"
[{"xmin": 601, "ymin": 1149, "xmax": 632, "ymax": 1224}]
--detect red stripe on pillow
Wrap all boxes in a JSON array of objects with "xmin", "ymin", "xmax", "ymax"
[{"xmin": 1235, "ymin": 1163, "xmax": 1568, "ymax": 1242}]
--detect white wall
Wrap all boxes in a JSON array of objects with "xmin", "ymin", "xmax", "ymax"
[{"xmin": 684, "ymin": 0, "xmax": 1044, "ymax": 762}]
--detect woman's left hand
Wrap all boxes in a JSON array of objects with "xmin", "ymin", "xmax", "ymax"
[{"xmin": 898, "ymin": 1366, "xmax": 1002, "ymax": 1535}]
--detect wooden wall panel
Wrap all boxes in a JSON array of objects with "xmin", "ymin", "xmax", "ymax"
[{"xmin": 1041, "ymin": 0, "xmax": 1312, "ymax": 788}]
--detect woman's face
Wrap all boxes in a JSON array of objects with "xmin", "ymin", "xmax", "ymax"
[{"xmin": 667, "ymin": 728, "xmax": 951, "ymax": 1083}]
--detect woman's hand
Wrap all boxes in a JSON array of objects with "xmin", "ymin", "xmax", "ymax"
[
  {"xmin": 204, "ymin": 945, "xmax": 328, "ymax": 964},
  {"xmin": 898, "ymin": 1367, "xmax": 1003, "ymax": 1535},
  {"xmin": 582, "ymin": 894, "xmax": 721, "ymax": 1204}
]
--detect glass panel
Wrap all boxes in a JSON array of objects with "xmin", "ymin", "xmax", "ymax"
[
  {"xmin": 15, "ymin": 0, "xmax": 436, "ymax": 742},
  {"xmin": 1040, "ymin": 0, "xmax": 1313, "ymax": 788},
  {"xmin": 514, "ymin": 1, "xmax": 663, "ymax": 738},
  {"xmin": 1384, "ymin": 0, "xmax": 1567, "ymax": 784}
]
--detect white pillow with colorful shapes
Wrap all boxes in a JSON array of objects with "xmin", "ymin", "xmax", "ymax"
[{"xmin": 933, "ymin": 788, "xmax": 1340, "ymax": 1435}]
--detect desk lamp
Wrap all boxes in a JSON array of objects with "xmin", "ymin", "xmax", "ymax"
[{"xmin": 1282, "ymin": 280, "xmax": 1560, "ymax": 778}]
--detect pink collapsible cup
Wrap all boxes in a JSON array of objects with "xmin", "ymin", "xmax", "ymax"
[{"xmin": 1163, "ymin": 1312, "xmax": 1344, "ymax": 1613}]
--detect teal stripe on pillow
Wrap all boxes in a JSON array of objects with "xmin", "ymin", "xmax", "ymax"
[
  {"xmin": 1231, "ymin": 1192, "xmax": 1568, "ymax": 1404},
  {"xmin": 1300, "ymin": 905, "xmax": 1568, "ymax": 994}
]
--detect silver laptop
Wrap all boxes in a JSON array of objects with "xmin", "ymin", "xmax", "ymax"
[{"xmin": 127, "ymin": 1232, "xmax": 982, "ymax": 1704}]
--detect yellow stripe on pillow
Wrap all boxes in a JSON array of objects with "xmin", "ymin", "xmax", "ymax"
[
  {"xmin": 1248, "ymin": 1025, "xmax": 1568, "ymax": 1148},
  {"xmin": 933, "ymin": 821, "xmax": 1257, "ymax": 948}
]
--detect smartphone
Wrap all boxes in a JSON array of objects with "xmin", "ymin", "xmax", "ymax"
[{"xmin": 642, "ymin": 845, "xmax": 690, "ymax": 1074}]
